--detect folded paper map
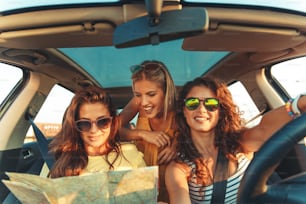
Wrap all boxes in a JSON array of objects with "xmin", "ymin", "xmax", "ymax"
[{"xmin": 2, "ymin": 166, "xmax": 158, "ymax": 204}]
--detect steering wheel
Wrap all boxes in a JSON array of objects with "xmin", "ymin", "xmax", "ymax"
[{"xmin": 237, "ymin": 113, "xmax": 306, "ymax": 204}]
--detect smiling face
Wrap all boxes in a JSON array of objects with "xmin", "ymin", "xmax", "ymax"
[
  {"xmin": 183, "ymin": 85, "xmax": 220, "ymax": 135},
  {"xmin": 78, "ymin": 102, "xmax": 111, "ymax": 155},
  {"xmin": 133, "ymin": 79, "xmax": 165, "ymax": 119}
]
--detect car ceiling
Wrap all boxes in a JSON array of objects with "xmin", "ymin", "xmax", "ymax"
[{"xmin": 0, "ymin": 1, "xmax": 305, "ymax": 107}]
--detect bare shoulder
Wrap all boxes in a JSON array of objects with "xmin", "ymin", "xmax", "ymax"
[
  {"xmin": 165, "ymin": 161, "xmax": 190, "ymax": 188},
  {"xmin": 165, "ymin": 161, "xmax": 191, "ymax": 204},
  {"xmin": 166, "ymin": 161, "xmax": 190, "ymax": 178}
]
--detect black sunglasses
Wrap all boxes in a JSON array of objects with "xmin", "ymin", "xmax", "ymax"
[
  {"xmin": 75, "ymin": 117, "xmax": 112, "ymax": 132},
  {"xmin": 184, "ymin": 97, "xmax": 219, "ymax": 111}
]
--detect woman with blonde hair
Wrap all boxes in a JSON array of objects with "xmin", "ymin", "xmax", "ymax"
[{"xmin": 119, "ymin": 60, "xmax": 177, "ymax": 202}]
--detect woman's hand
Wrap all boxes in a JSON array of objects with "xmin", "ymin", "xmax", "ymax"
[
  {"xmin": 158, "ymin": 144, "xmax": 176, "ymax": 165},
  {"xmin": 141, "ymin": 130, "xmax": 170, "ymax": 147}
]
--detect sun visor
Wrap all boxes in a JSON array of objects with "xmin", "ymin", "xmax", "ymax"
[
  {"xmin": 182, "ymin": 24, "xmax": 305, "ymax": 52},
  {"xmin": 113, "ymin": 7, "xmax": 208, "ymax": 48}
]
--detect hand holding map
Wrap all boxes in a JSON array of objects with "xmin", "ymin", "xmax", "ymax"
[{"xmin": 2, "ymin": 166, "xmax": 158, "ymax": 204}]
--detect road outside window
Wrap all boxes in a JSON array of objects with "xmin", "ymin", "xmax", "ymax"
[
  {"xmin": 0, "ymin": 63, "xmax": 23, "ymax": 105},
  {"xmin": 271, "ymin": 56, "xmax": 306, "ymax": 98},
  {"xmin": 228, "ymin": 81, "xmax": 261, "ymax": 127},
  {"xmin": 25, "ymin": 85, "xmax": 74, "ymax": 143}
]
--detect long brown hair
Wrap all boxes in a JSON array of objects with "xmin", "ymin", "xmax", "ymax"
[
  {"xmin": 175, "ymin": 77, "xmax": 244, "ymax": 164},
  {"xmin": 131, "ymin": 60, "xmax": 176, "ymax": 120},
  {"xmin": 48, "ymin": 86, "xmax": 121, "ymax": 178}
]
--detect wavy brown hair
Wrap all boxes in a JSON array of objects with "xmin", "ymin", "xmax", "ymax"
[
  {"xmin": 175, "ymin": 77, "xmax": 244, "ymax": 167},
  {"xmin": 48, "ymin": 86, "xmax": 121, "ymax": 178},
  {"xmin": 131, "ymin": 60, "xmax": 176, "ymax": 120}
]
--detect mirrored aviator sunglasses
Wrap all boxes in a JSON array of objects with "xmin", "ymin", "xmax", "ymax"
[
  {"xmin": 130, "ymin": 65, "xmax": 143, "ymax": 73},
  {"xmin": 184, "ymin": 97, "xmax": 219, "ymax": 111},
  {"xmin": 75, "ymin": 117, "xmax": 112, "ymax": 132}
]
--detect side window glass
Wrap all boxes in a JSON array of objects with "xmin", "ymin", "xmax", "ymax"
[
  {"xmin": 117, "ymin": 109, "xmax": 138, "ymax": 129},
  {"xmin": 271, "ymin": 56, "xmax": 306, "ymax": 98},
  {"xmin": 228, "ymin": 81, "xmax": 261, "ymax": 127},
  {"xmin": 25, "ymin": 85, "xmax": 74, "ymax": 143},
  {"xmin": 0, "ymin": 63, "xmax": 23, "ymax": 106}
]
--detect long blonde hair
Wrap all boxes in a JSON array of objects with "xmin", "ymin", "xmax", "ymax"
[{"xmin": 131, "ymin": 60, "xmax": 176, "ymax": 120}]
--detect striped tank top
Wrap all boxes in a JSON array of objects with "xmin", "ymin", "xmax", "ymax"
[{"xmin": 187, "ymin": 153, "xmax": 250, "ymax": 204}]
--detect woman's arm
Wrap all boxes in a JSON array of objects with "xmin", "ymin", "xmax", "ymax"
[
  {"xmin": 158, "ymin": 140, "xmax": 176, "ymax": 165},
  {"xmin": 120, "ymin": 127, "xmax": 170, "ymax": 147},
  {"xmin": 119, "ymin": 97, "xmax": 170, "ymax": 146},
  {"xmin": 165, "ymin": 161, "xmax": 191, "ymax": 204},
  {"xmin": 241, "ymin": 95, "xmax": 306, "ymax": 152}
]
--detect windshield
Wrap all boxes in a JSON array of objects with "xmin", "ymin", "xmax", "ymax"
[
  {"xmin": 1, "ymin": 0, "xmax": 305, "ymax": 13},
  {"xmin": 60, "ymin": 40, "xmax": 229, "ymax": 88}
]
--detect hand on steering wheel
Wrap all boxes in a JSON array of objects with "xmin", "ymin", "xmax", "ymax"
[{"xmin": 238, "ymin": 113, "xmax": 306, "ymax": 204}]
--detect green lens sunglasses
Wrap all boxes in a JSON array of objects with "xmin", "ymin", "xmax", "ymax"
[{"xmin": 184, "ymin": 97, "xmax": 219, "ymax": 111}]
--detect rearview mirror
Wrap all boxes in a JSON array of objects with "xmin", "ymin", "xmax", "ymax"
[{"xmin": 113, "ymin": 7, "xmax": 208, "ymax": 48}]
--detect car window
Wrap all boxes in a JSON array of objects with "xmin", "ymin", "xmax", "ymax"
[
  {"xmin": 0, "ymin": 63, "xmax": 23, "ymax": 106},
  {"xmin": 24, "ymin": 85, "xmax": 137, "ymax": 143},
  {"xmin": 271, "ymin": 56, "xmax": 306, "ymax": 98},
  {"xmin": 228, "ymin": 81, "xmax": 261, "ymax": 127},
  {"xmin": 25, "ymin": 85, "xmax": 138, "ymax": 143},
  {"xmin": 25, "ymin": 85, "xmax": 74, "ymax": 143},
  {"xmin": 23, "ymin": 80, "xmax": 262, "ymax": 143},
  {"xmin": 24, "ymin": 81, "xmax": 260, "ymax": 143}
]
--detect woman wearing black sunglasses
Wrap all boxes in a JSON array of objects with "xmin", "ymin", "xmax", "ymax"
[
  {"xmin": 48, "ymin": 86, "xmax": 145, "ymax": 178},
  {"xmin": 165, "ymin": 76, "xmax": 306, "ymax": 204}
]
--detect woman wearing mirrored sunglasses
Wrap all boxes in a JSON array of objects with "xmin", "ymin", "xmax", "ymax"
[
  {"xmin": 119, "ymin": 60, "xmax": 177, "ymax": 202},
  {"xmin": 48, "ymin": 86, "xmax": 145, "ymax": 178},
  {"xmin": 166, "ymin": 76, "xmax": 306, "ymax": 204}
]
